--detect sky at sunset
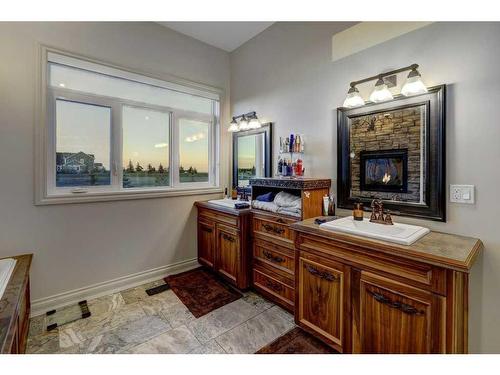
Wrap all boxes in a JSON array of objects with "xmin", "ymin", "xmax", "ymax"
[{"xmin": 56, "ymin": 100, "xmax": 210, "ymax": 173}]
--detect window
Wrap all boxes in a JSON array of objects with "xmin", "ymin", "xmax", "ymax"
[{"xmin": 37, "ymin": 48, "xmax": 221, "ymax": 204}]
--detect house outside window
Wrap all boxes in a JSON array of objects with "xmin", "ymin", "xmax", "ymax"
[{"xmin": 35, "ymin": 46, "xmax": 222, "ymax": 204}]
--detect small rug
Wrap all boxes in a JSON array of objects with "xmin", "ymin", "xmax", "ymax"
[
  {"xmin": 164, "ymin": 268, "xmax": 242, "ymax": 318},
  {"xmin": 256, "ymin": 327, "xmax": 337, "ymax": 354}
]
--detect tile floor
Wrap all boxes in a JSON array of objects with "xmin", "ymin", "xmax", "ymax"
[{"xmin": 26, "ymin": 279, "xmax": 295, "ymax": 354}]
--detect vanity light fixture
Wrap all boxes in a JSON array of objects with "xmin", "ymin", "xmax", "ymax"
[
  {"xmin": 227, "ymin": 111, "xmax": 261, "ymax": 132},
  {"xmin": 342, "ymin": 63, "xmax": 427, "ymax": 107},
  {"xmin": 228, "ymin": 118, "xmax": 239, "ymax": 132},
  {"xmin": 342, "ymin": 85, "xmax": 365, "ymax": 108},
  {"xmin": 369, "ymin": 76, "xmax": 394, "ymax": 103},
  {"xmin": 401, "ymin": 66, "xmax": 428, "ymax": 96}
]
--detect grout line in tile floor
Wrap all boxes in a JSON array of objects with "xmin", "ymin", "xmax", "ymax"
[{"xmin": 26, "ymin": 279, "xmax": 295, "ymax": 354}]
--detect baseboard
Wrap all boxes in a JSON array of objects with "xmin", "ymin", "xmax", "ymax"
[{"xmin": 30, "ymin": 258, "xmax": 200, "ymax": 317}]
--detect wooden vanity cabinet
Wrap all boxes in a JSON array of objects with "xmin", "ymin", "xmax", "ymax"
[
  {"xmin": 195, "ymin": 202, "xmax": 251, "ymax": 290},
  {"xmin": 297, "ymin": 252, "xmax": 350, "ymax": 351},
  {"xmin": 292, "ymin": 219, "xmax": 482, "ymax": 354},
  {"xmin": 0, "ymin": 254, "xmax": 32, "ymax": 354}
]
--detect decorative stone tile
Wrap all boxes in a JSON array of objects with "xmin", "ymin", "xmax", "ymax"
[
  {"xmin": 128, "ymin": 325, "xmax": 201, "ymax": 354},
  {"xmin": 189, "ymin": 340, "xmax": 226, "ymax": 354},
  {"xmin": 59, "ymin": 302, "xmax": 146, "ymax": 348},
  {"xmin": 215, "ymin": 306, "xmax": 296, "ymax": 354},
  {"xmin": 26, "ymin": 329, "xmax": 60, "ymax": 354},
  {"xmin": 140, "ymin": 290, "xmax": 196, "ymax": 328},
  {"xmin": 242, "ymin": 291, "xmax": 274, "ymax": 312},
  {"xmin": 28, "ymin": 314, "xmax": 46, "ymax": 338},
  {"xmin": 186, "ymin": 299, "xmax": 262, "ymax": 343},
  {"xmin": 120, "ymin": 280, "xmax": 166, "ymax": 304},
  {"xmin": 87, "ymin": 293, "xmax": 126, "ymax": 316}
]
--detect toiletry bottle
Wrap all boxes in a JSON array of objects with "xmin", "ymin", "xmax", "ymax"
[
  {"xmin": 296, "ymin": 158, "xmax": 303, "ymax": 176},
  {"xmin": 323, "ymin": 195, "xmax": 330, "ymax": 216},
  {"xmin": 290, "ymin": 134, "xmax": 294, "ymax": 152},
  {"xmin": 277, "ymin": 158, "xmax": 283, "ymax": 176},
  {"xmin": 295, "ymin": 135, "xmax": 300, "ymax": 153},
  {"xmin": 328, "ymin": 194, "xmax": 336, "ymax": 216},
  {"xmin": 353, "ymin": 200, "xmax": 364, "ymax": 221},
  {"xmin": 300, "ymin": 135, "xmax": 304, "ymax": 152}
]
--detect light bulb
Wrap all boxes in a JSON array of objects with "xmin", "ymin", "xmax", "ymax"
[
  {"xmin": 228, "ymin": 119, "xmax": 239, "ymax": 132},
  {"xmin": 248, "ymin": 117, "xmax": 261, "ymax": 129},
  {"xmin": 369, "ymin": 78, "xmax": 393, "ymax": 103},
  {"xmin": 238, "ymin": 117, "xmax": 249, "ymax": 131},
  {"xmin": 401, "ymin": 69, "xmax": 427, "ymax": 96},
  {"xmin": 343, "ymin": 86, "xmax": 365, "ymax": 108}
]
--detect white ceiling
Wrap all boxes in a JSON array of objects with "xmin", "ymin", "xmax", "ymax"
[{"xmin": 158, "ymin": 22, "xmax": 274, "ymax": 52}]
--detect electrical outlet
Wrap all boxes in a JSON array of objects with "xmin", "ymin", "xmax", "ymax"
[{"xmin": 450, "ymin": 185, "xmax": 475, "ymax": 204}]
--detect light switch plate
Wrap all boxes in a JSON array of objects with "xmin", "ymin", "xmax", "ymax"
[{"xmin": 450, "ymin": 184, "xmax": 475, "ymax": 204}]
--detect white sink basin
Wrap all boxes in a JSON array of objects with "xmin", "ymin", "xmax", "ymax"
[
  {"xmin": 208, "ymin": 198, "xmax": 249, "ymax": 209},
  {"xmin": 319, "ymin": 216, "xmax": 430, "ymax": 245},
  {"xmin": 0, "ymin": 258, "xmax": 17, "ymax": 300}
]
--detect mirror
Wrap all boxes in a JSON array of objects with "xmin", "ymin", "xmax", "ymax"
[
  {"xmin": 337, "ymin": 85, "xmax": 445, "ymax": 221},
  {"xmin": 232, "ymin": 123, "xmax": 272, "ymax": 188}
]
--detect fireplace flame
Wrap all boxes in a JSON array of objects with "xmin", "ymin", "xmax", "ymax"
[{"xmin": 382, "ymin": 172, "xmax": 391, "ymax": 184}]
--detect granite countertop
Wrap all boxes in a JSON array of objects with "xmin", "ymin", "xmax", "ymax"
[
  {"xmin": 194, "ymin": 200, "xmax": 252, "ymax": 216},
  {"xmin": 291, "ymin": 217, "xmax": 483, "ymax": 272},
  {"xmin": 249, "ymin": 177, "xmax": 331, "ymax": 190},
  {"xmin": 0, "ymin": 254, "xmax": 32, "ymax": 353}
]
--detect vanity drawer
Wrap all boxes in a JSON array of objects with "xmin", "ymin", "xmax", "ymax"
[
  {"xmin": 253, "ymin": 239, "xmax": 294, "ymax": 275},
  {"xmin": 297, "ymin": 233, "xmax": 445, "ymax": 294},
  {"xmin": 253, "ymin": 216, "xmax": 294, "ymax": 247},
  {"xmin": 253, "ymin": 267, "xmax": 295, "ymax": 311},
  {"xmin": 199, "ymin": 207, "xmax": 238, "ymax": 227}
]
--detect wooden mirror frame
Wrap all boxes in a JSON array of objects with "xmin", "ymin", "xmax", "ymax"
[
  {"xmin": 232, "ymin": 122, "xmax": 273, "ymax": 189},
  {"xmin": 337, "ymin": 85, "xmax": 446, "ymax": 222}
]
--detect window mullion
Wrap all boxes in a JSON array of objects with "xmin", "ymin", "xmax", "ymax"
[{"xmin": 111, "ymin": 103, "xmax": 123, "ymax": 191}]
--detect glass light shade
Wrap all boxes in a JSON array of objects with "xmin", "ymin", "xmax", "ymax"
[
  {"xmin": 369, "ymin": 79, "xmax": 393, "ymax": 103},
  {"xmin": 401, "ymin": 74, "xmax": 427, "ymax": 96},
  {"xmin": 228, "ymin": 119, "xmax": 239, "ymax": 132},
  {"xmin": 238, "ymin": 118, "xmax": 249, "ymax": 130},
  {"xmin": 343, "ymin": 87, "xmax": 365, "ymax": 108},
  {"xmin": 247, "ymin": 117, "xmax": 262, "ymax": 129}
]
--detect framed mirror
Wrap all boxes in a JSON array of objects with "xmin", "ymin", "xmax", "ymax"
[
  {"xmin": 337, "ymin": 85, "xmax": 446, "ymax": 221},
  {"xmin": 232, "ymin": 123, "xmax": 273, "ymax": 189}
]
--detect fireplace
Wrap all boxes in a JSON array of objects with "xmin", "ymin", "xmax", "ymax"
[{"xmin": 359, "ymin": 149, "xmax": 408, "ymax": 193}]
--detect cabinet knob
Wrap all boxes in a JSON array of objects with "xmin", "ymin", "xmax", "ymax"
[{"xmin": 222, "ymin": 233, "xmax": 235, "ymax": 242}]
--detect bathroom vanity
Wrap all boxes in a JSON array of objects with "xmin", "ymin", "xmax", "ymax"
[
  {"xmin": 0, "ymin": 254, "xmax": 32, "ymax": 354},
  {"xmin": 291, "ymin": 218, "xmax": 482, "ymax": 353}
]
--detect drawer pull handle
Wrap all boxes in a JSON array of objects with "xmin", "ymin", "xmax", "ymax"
[
  {"xmin": 276, "ymin": 218, "xmax": 286, "ymax": 224},
  {"xmin": 222, "ymin": 233, "xmax": 235, "ymax": 242},
  {"xmin": 367, "ymin": 290, "xmax": 424, "ymax": 315},
  {"xmin": 262, "ymin": 223, "xmax": 285, "ymax": 235},
  {"xmin": 265, "ymin": 280, "xmax": 284, "ymax": 292},
  {"xmin": 305, "ymin": 264, "xmax": 339, "ymax": 282},
  {"xmin": 263, "ymin": 250, "xmax": 285, "ymax": 264},
  {"xmin": 201, "ymin": 227, "xmax": 213, "ymax": 233}
]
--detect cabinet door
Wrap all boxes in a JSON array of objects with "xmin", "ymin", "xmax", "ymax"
[
  {"xmin": 297, "ymin": 255, "xmax": 348, "ymax": 350},
  {"xmin": 215, "ymin": 224, "xmax": 240, "ymax": 284},
  {"xmin": 198, "ymin": 220, "xmax": 215, "ymax": 268},
  {"xmin": 359, "ymin": 272, "xmax": 437, "ymax": 353}
]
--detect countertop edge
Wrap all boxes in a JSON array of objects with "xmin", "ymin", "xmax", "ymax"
[{"xmin": 290, "ymin": 220, "xmax": 481, "ymax": 272}]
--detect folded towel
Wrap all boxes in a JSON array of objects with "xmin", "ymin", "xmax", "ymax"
[
  {"xmin": 274, "ymin": 191, "xmax": 302, "ymax": 209},
  {"xmin": 277, "ymin": 206, "xmax": 302, "ymax": 218},
  {"xmin": 252, "ymin": 200, "xmax": 279, "ymax": 213},
  {"xmin": 256, "ymin": 191, "xmax": 275, "ymax": 202}
]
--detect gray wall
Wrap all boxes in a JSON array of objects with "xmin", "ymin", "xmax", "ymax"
[
  {"xmin": 230, "ymin": 22, "xmax": 500, "ymax": 353},
  {"xmin": 0, "ymin": 22, "xmax": 229, "ymax": 301}
]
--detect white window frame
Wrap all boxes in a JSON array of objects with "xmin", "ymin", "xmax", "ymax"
[{"xmin": 35, "ymin": 45, "xmax": 222, "ymax": 205}]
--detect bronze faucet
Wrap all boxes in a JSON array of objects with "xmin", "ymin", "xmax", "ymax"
[{"xmin": 369, "ymin": 199, "xmax": 394, "ymax": 225}]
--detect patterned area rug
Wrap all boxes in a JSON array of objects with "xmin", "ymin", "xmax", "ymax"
[
  {"xmin": 164, "ymin": 268, "xmax": 242, "ymax": 318},
  {"xmin": 256, "ymin": 327, "xmax": 337, "ymax": 354}
]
